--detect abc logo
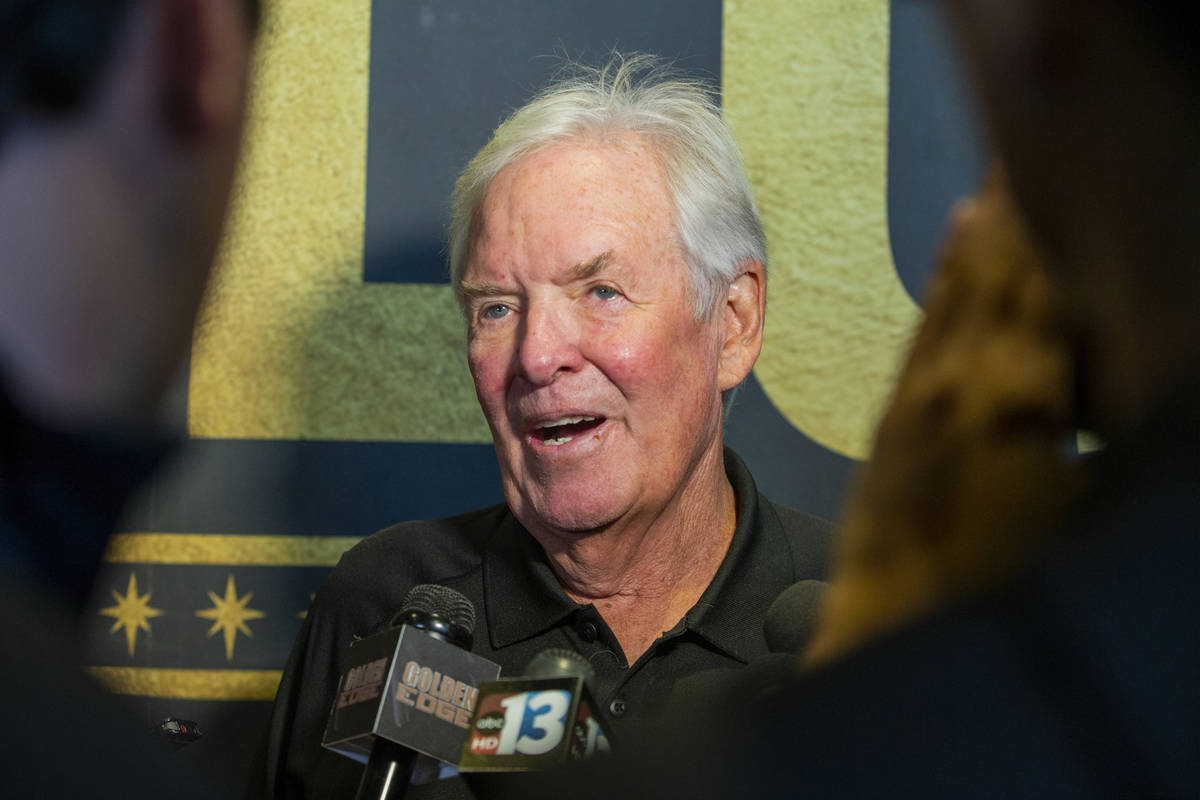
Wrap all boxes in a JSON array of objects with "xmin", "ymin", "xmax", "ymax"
[{"xmin": 474, "ymin": 712, "xmax": 505, "ymax": 732}]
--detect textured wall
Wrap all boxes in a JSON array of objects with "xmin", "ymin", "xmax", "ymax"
[
  {"xmin": 727, "ymin": 0, "xmax": 918, "ymax": 458},
  {"xmin": 190, "ymin": 0, "xmax": 920, "ymax": 457},
  {"xmin": 189, "ymin": 0, "xmax": 484, "ymax": 443}
]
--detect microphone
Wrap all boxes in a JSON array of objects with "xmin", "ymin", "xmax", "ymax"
[
  {"xmin": 457, "ymin": 648, "xmax": 614, "ymax": 772},
  {"xmin": 321, "ymin": 584, "xmax": 501, "ymax": 799},
  {"xmin": 763, "ymin": 579, "xmax": 828, "ymax": 654}
]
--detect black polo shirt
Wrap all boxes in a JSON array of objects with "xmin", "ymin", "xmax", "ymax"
[{"xmin": 264, "ymin": 448, "xmax": 831, "ymax": 800}]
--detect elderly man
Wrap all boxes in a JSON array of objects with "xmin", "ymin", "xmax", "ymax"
[
  {"xmin": 516, "ymin": 0, "xmax": 1200, "ymax": 796},
  {"xmin": 264, "ymin": 55, "xmax": 830, "ymax": 799},
  {"xmin": 0, "ymin": 0, "xmax": 256, "ymax": 796}
]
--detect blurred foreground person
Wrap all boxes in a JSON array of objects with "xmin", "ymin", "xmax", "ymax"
[
  {"xmin": 0, "ymin": 0, "xmax": 256, "ymax": 796},
  {"xmin": 803, "ymin": 166, "xmax": 1083, "ymax": 664},
  {"xmin": 516, "ymin": 0, "xmax": 1200, "ymax": 796}
]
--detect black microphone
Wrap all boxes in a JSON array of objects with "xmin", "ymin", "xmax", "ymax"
[
  {"xmin": 321, "ymin": 584, "xmax": 501, "ymax": 800},
  {"xmin": 763, "ymin": 579, "xmax": 828, "ymax": 654},
  {"xmin": 457, "ymin": 648, "xmax": 615, "ymax": 772}
]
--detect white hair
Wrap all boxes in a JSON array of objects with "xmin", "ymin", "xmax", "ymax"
[{"xmin": 448, "ymin": 53, "xmax": 766, "ymax": 319}]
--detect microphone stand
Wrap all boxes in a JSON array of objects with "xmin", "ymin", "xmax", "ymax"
[
  {"xmin": 356, "ymin": 737, "xmax": 420, "ymax": 800},
  {"xmin": 352, "ymin": 585, "xmax": 475, "ymax": 800}
]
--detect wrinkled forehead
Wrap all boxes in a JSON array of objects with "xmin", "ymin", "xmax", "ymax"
[
  {"xmin": 485, "ymin": 137, "xmax": 671, "ymax": 217},
  {"xmin": 466, "ymin": 139, "xmax": 682, "ymax": 271}
]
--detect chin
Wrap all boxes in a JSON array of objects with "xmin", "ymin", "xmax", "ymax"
[
  {"xmin": 511, "ymin": 491, "xmax": 625, "ymax": 540},
  {"xmin": 501, "ymin": 465, "xmax": 609, "ymax": 523},
  {"xmin": 537, "ymin": 505, "xmax": 618, "ymax": 536}
]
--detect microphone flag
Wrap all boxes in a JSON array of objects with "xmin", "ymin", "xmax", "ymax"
[
  {"xmin": 457, "ymin": 672, "xmax": 612, "ymax": 771},
  {"xmin": 323, "ymin": 623, "xmax": 500, "ymax": 765}
]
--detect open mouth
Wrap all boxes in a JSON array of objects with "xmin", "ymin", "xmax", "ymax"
[{"xmin": 533, "ymin": 415, "xmax": 605, "ymax": 446}]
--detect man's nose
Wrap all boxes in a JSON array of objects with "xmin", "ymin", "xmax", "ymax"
[{"xmin": 517, "ymin": 304, "xmax": 582, "ymax": 386}]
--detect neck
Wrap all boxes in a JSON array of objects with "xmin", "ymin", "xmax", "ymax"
[{"xmin": 537, "ymin": 444, "xmax": 737, "ymax": 662}]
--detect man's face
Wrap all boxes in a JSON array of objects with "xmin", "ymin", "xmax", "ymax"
[{"xmin": 461, "ymin": 139, "xmax": 730, "ymax": 541}]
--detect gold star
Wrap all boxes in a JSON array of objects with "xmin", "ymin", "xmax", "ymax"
[
  {"xmin": 195, "ymin": 574, "xmax": 266, "ymax": 661},
  {"xmin": 100, "ymin": 572, "xmax": 163, "ymax": 657}
]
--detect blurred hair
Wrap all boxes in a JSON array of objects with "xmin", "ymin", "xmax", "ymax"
[
  {"xmin": 0, "ymin": 0, "xmax": 260, "ymax": 140},
  {"xmin": 448, "ymin": 52, "xmax": 766, "ymax": 319}
]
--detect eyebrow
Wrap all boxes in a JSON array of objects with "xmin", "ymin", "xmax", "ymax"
[
  {"xmin": 565, "ymin": 251, "xmax": 612, "ymax": 282},
  {"xmin": 458, "ymin": 280, "xmax": 508, "ymax": 302},
  {"xmin": 459, "ymin": 251, "xmax": 613, "ymax": 301}
]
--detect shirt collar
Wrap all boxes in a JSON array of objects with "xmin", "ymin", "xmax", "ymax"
[
  {"xmin": 682, "ymin": 448, "xmax": 795, "ymax": 663},
  {"xmin": 483, "ymin": 510, "xmax": 579, "ymax": 649},
  {"xmin": 481, "ymin": 448, "xmax": 795, "ymax": 662}
]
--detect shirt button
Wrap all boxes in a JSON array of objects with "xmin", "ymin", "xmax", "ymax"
[
  {"xmin": 578, "ymin": 621, "xmax": 598, "ymax": 642},
  {"xmin": 608, "ymin": 699, "xmax": 627, "ymax": 718}
]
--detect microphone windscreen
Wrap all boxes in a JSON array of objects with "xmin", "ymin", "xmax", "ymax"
[
  {"xmin": 763, "ymin": 579, "xmax": 828, "ymax": 654},
  {"xmin": 399, "ymin": 584, "xmax": 476, "ymax": 634},
  {"xmin": 525, "ymin": 648, "xmax": 599, "ymax": 693}
]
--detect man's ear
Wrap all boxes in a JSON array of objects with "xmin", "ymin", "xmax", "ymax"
[
  {"xmin": 160, "ymin": 0, "xmax": 250, "ymax": 142},
  {"xmin": 717, "ymin": 260, "xmax": 766, "ymax": 392}
]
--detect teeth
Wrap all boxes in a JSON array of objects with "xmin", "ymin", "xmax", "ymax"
[
  {"xmin": 536, "ymin": 415, "xmax": 596, "ymax": 430},
  {"xmin": 535, "ymin": 415, "xmax": 599, "ymax": 447}
]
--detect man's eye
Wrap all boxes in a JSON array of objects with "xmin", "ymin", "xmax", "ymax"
[
  {"xmin": 483, "ymin": 304, "xmax": 510, "ymax": 320},
  {"xmin": 591, "ymin": 286, "xmax": 619, "ymax": 301}
]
